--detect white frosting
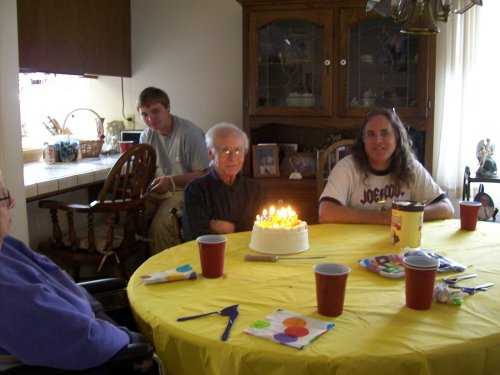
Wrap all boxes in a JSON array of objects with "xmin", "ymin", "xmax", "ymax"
[{"xmin": 249, "ymin": 221, "xmax": 309, "ymax": 255}]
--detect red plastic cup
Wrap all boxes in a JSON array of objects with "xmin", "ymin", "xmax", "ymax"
[
  {"xmin": 459, "ymin": 201, "xmax": 481, "ymax": 231},
  {"xmin": 314, "ymin": 263, "xmax": 351, "ymax": 317},
  {"xmin": 197, "ymin": 235, "xmax": 227, "ymax": 278},
  {"xmin": 403, "ymin": 255, "xmax": 439, "ymax": 310},
  {"xmin": 119, "ymin": 140, "xmax": 134, "ymax": 153}
]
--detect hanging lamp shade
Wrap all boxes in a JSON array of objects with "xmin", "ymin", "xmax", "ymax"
[{"xmin": 401, "ymin": 0, "xmax": 440, "ymax": 34}]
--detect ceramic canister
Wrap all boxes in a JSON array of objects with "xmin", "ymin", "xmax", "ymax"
[{"xmin": 391, "ymin": 200, "xmax": 425, "ymax": 249}]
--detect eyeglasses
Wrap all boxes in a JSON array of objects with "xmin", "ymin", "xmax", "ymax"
[
  {"xmin": 216, "ymin": 147, "xmax": 245, "ymax": 159},
  {"xmin": 0, "ymin": 188, "xmax": 11, "ymax": 207}
]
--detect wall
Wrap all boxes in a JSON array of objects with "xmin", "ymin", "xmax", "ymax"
[
  {"xmin": 0, "ymin": 0, "xmax": 29, "ymax": 243},
  {"xmin": 0, "ymin": 0, "xmax": 243, "ymax": 245},
  {"xmin": 130, "ymin": 0, "xmax": 243, "ymax": 130}
]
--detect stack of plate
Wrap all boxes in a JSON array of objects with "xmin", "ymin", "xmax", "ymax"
[{"xmin": 360, "ymin": 54, "xmax": 374, "ymax": 64}]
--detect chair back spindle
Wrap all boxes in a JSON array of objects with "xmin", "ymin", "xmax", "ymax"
[
  {"xmin": 316, "ymin": 139, "xmax": 356, "ymax": 202},
  {"xmin": 38, "ymin": 144, "xmax": 156, "ymax": 281}
]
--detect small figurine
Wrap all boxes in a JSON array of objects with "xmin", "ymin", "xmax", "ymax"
[
  {"xmin": 476, "ymin": 138, "xmax": 497, "ymax": 176},
  {"xmin": 288, "ymin": 156, "xmax": 302, "ymax": 180}
]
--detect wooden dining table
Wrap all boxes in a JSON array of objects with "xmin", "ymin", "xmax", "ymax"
[{"xmin": 128, "ymin": 220, "xmax": 500, "ymax": 375}]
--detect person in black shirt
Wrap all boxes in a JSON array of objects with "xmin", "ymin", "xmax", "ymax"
[{"xmin": 182, "ymin": 123, "xmax": 266, "ymax": 241}]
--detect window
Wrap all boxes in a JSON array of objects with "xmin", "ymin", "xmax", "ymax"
[{"xmin": 19, "ymin": 73, "xmax": 96, "ymax": 148}]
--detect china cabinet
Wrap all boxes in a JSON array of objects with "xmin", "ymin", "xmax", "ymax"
[
  {"xmin": 237, "ymin": 0, "xmax": 435, "ymax": 171},
  {"xmin": 17, "ymin": 0, "xmax": 131, "ymax": 77},
  {"xmin": 237, "ymin": 0, "xmax": 436, "ymax": 223}
]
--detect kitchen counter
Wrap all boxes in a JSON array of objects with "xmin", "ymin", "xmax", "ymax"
[{"xmin": 23, "ymin": 155, "xmax": 120, "ymax": 201}]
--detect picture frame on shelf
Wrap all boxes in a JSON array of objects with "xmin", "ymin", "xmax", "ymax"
[
  {"xmin": 252, "ymin": 144, "xmax": 280, "ymax": 178},
  {"xmin": 277, "ymin": 143, "xmax": 298, "ymax": 173},
  {"xmin": 284, "ymin": 152, "xmax": 317, "ymax": 178}
]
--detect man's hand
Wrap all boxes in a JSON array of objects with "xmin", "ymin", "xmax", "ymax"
[
  {"xmin": 128, "ymin": 330, "xmax": 148, "ymax": 344},
  {"xmin": 209, "ymin": 220, "xmax": 235, "ymax": 234},
  {"xmin": 148, "ymin": 176, "xmax": 173, "ymax": 195}
]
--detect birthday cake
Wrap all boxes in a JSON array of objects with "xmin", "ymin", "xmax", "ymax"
[{"xmin": 249, "ymin": 205, "xmax": 309, "ymax": 255}]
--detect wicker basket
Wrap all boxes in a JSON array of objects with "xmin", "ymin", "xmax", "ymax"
[
  {"xmin": 63, "ymin": 108, "xmax": 105, "ymax": 158},
  {"xmin": 80, "ymin": 139, "xmax": 104, "ymax": 158}
]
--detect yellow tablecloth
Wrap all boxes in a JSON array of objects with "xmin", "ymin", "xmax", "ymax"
[{"xmin": 128, "ymin": 220, "xmax": 500, "ymax": 375}]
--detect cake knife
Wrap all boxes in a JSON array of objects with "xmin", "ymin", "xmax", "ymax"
[{"xmin": 244, "ymin": 254, "xmax": 326, "ymax": 262}]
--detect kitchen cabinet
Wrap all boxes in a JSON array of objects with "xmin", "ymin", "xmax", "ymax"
[
  {"xmin": 17, "ymin": 0, "xmax": 131, "ymax": 77},
  {"xmin": 237, "ymin": 0, "xmax": 435, "ymax": 170}
]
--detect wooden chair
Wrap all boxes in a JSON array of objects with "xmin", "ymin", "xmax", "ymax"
[
  {"xmin": 38, "ymin": 144, "xmax": 156, "ymax": 281},
  {"xmin": 169, "ymin": 207, "xmax": 184, "ymax": 245},
  {"xmin": 316, "ymin": 139, "xmax": 356, "ymax": 202}
]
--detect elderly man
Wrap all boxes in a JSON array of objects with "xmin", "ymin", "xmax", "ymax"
[{"xmin": 182, "ymin": 122, "xmax": 266, "ymax": 241}]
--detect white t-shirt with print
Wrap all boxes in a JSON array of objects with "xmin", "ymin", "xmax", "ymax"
[{"xmin": 320, "ymin": 155, "xmax": 445, "ymax": 210}]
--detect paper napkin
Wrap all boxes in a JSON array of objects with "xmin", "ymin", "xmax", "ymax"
[
  {"xmin": 244, "ymin": 309, "xmax": 334, "ymax": 349},
  {"xmin": 140, "ymin": 264, "xmax": 197, "ymax": 285},
  {"xmin": 403, "ymin": 249, "xmax": 466, "ymax": 273}
]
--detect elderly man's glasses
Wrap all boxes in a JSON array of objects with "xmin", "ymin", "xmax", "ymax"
[
  {"xmin": 0, "ymin": 188, "xmax": 11, "ymax": 206},
  {"xmin": 217, "ymin": 147, "xmax": 245, "ymax": 159}
]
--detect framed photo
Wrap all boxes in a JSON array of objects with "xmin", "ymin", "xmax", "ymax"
[
  {"xmin": 252, "ymin": 144, "xmax": 280, "ymax": 178},
  {"xmin": 284, "ymin": 152, "xmax": 317, "ymax": 178},
  {"xmin": 277, "ymin": 143, "xmax": 298, "ymax": 173}
]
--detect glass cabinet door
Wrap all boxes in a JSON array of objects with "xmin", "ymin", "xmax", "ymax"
[
  {"xmin": 339, "ymin": 9, "xmax": 431, "ymax": 118},
  {"xmin": 248, "ymin": 10, "xmax": 333, "ymax": 116}
]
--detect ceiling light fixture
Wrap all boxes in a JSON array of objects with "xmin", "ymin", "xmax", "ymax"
[{"xmin": 366, "ymin": 0, "xmax": 483, "ymax": 34}]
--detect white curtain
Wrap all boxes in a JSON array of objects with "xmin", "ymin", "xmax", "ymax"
[{"xmin": 434, "ymin": 1, "xmax": 500, "ymax": 199}]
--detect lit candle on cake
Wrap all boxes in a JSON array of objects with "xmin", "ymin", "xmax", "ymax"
[
  {"xmin": 256, "ymin": 205, "xmax": 299, "ymax": 228},
  {"xmin": 250, "ymin": 204, "xmax": 309, "ymax": 254}
]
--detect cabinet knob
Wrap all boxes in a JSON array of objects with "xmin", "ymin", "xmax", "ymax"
[
  {"xmin": 340, "ymin": 59, "xmax": 347, "ymax": 66},
  {"xmin": 324, "ymin": 60, "xmax": 331, "ymax": 66}
]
